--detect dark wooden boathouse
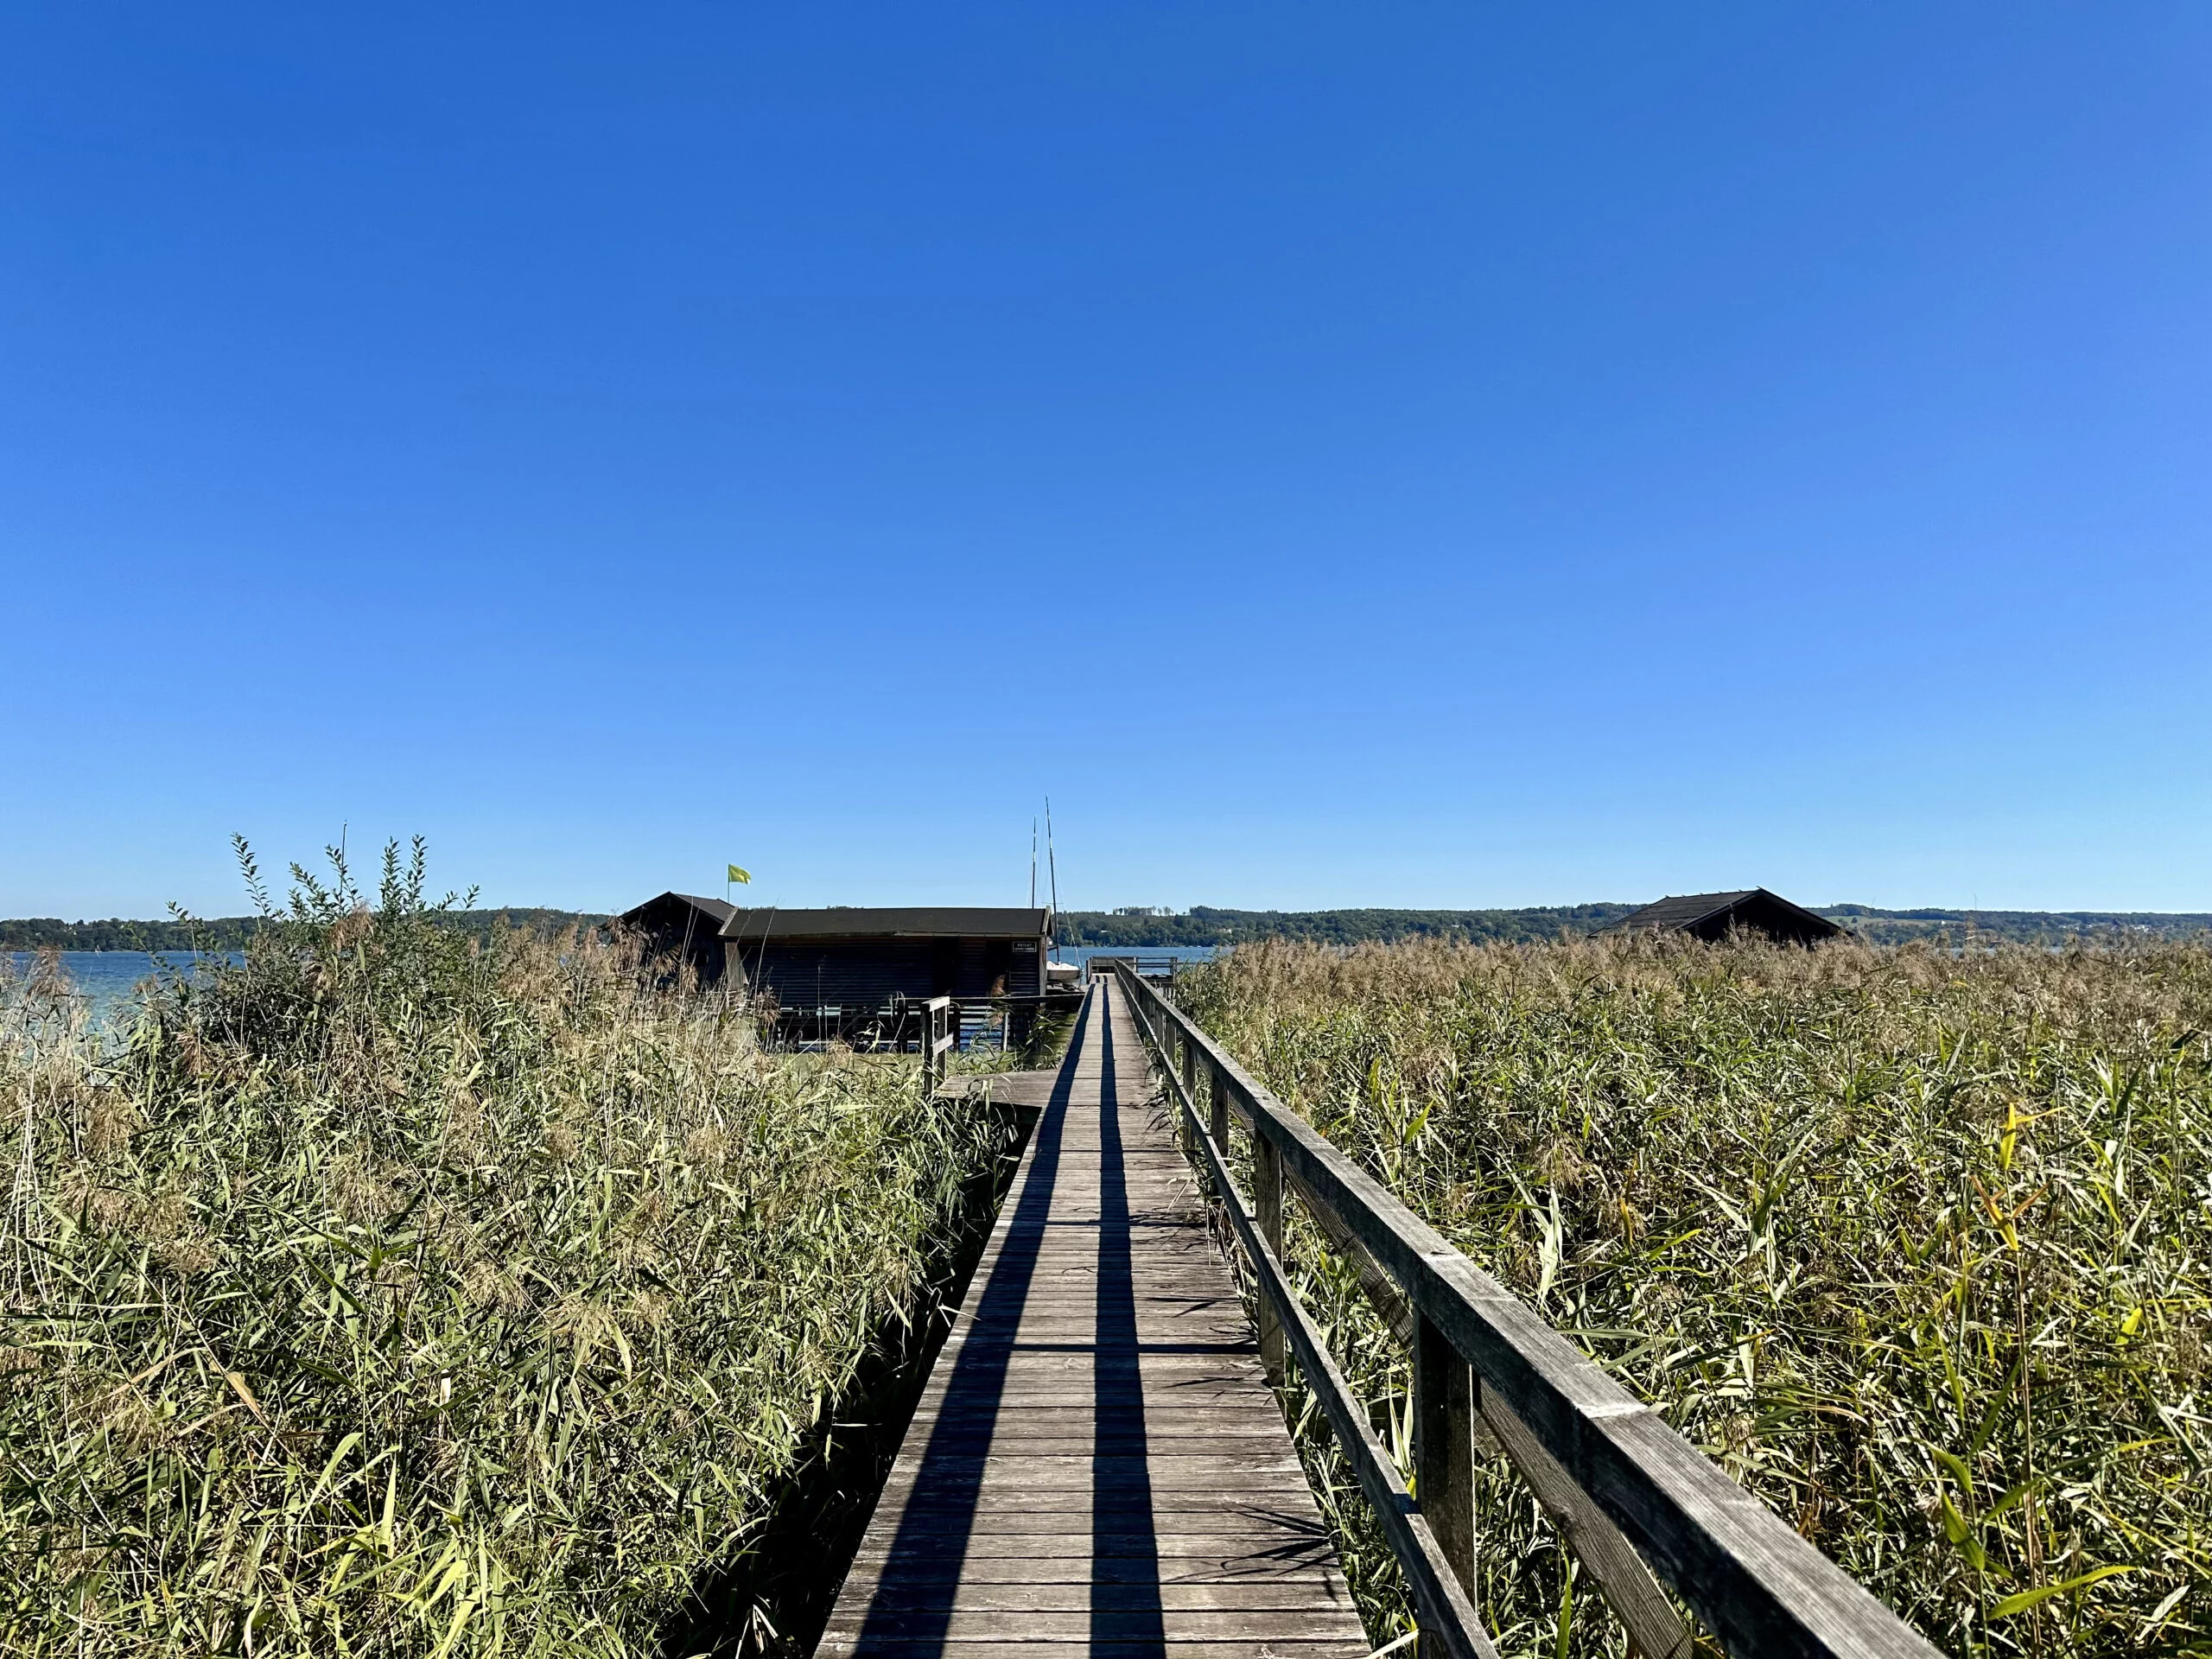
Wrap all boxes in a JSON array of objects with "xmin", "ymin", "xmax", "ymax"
[
  {"xmin": 617, "ymin": 892, "xmax": 737, "ymax": 985},
  {"xmin": 722, "ymin": 906, "xmax": 1056, "ymax": 1039},
  {"xmin": 1607, "ymin": 887, "xmax": 1844, "ymax": 945}
]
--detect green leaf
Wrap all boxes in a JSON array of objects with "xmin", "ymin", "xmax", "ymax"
[
  {"xmin": 1967, "ymin": 1355, "xmax": 2022, "ymax": 1456},
  {"xmin": 1931, "ymin": 1447, "xmax": 1974, "ymax": 1497},
  {"xmin": 1991, "ymin": 1565, "xmax": 2133, "ymax": 1618},
  {"xmin": 1984, "ymin": 1479, "xmax": 2035, "ymax": 1521},
  {"xmin": 308, "ymin": 1431, "xmax": 365, "ymax": 1507},
  {"xmin": 1936, "ymin": 1497, "xmax": 1985, "ymax": 1570}
]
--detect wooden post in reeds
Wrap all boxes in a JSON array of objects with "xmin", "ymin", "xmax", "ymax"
[
  {"xmin": 921, "ymin": 996, "xmax": 955, "ymax": 1096},
  {"xmin": 1415, "ymin": 1313, "xmax": 1479, "ymax": 1618},
  {"xmin": 1252, "ymin": 1118, "xmax": 1285, "ymax": 1386}
]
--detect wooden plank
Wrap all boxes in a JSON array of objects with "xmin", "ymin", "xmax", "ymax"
[
  {"xmin": 871, "ymin": 1460, "xmax": 1313, "ymax": 1495},
  {"xmin": 828, "ymin": 1609, "xmax": 1361, "ymax": 1642},
  {"xmin": 872, "ymin": 1493, "xmax": 1334, "ymax": 1520},
  {"xmin": 915, "ymin": 1387, "xmax": 1275, "ymax": 1410},
  {"xmin": 848, "ymin": 1553, "xmax": 1347, "ymax": 1581},
  {"xmin": 856, "ymin": 1583, "xmax": 1358, "ymax": 1613},
  {"xmin": 864, "ymin": 1503, "xmax": 1348, "ymax": 1532},
  {"xmin": 850, "ymin": 1537, "xmax": 1346, "ymax": 1565},
  {"xmin": 902, "ymin": 1437, "xmax": 1290, "ymax": 1459},
  {"xmin": 911, "ymin": 1408, "xmax": 1283, "ymax": 1429}
]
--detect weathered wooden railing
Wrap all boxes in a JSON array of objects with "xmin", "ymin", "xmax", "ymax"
[
  {"xmin": 772, "ymin": 991, "xmax": 1071, "ymax": 1060},
  {"xmin": 919, "ymin": 995, "xmax": 955, "ymax": 1095},
  {"xmin": 948, "ymin": 993, "xmax": 1065, "ymax": 1052},
  {"xmin": 1082, "ymin": 953, "xmax": 1185, "ymax": 982},
  {"xmin": 1111, "ymin": 963, "xmax": 1938, "ymax": 1659}
]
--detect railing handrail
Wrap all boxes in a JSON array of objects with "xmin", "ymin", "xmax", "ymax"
[
  {"xmin": 1110, "ymin": 963, "xmax": 1938, "ymax": 1659},
  {"xmin": 1081, "ymin": 953, "xmax": 1185, "ymax": 981}
]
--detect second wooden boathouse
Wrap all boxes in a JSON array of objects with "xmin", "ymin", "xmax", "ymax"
[{"xmin": 1605, "ymin": 887, "xmax": 1843, "ymax": 945}]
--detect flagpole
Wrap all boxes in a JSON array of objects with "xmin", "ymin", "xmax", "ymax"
[{"xmin": 1044, "ymin": 798, "xmax": 1059, "ymax": 960}]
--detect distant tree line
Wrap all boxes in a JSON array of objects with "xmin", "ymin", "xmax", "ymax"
[
  {"xmin": 1053, "ymin": 904, "xmax": 2212, "ymax": 948},
  {"xmin": 1819, "ymin": 906, "xmax": 2212, "ymax": 946},
  {"xmin": 1053, "ymin": 905, "xmax": 1641, "ymax": 947},
  {"xmin": 0, "ymin": 910, "xmax": 608, "ymax": 952},
  {"xmin": 13, "ymin": 903, "xmax": 2209, "ymax": 955}
]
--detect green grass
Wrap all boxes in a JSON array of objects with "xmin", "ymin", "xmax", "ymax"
[
  {"xmin": 1175, "ymin": 935, "xmax": 2212, "ymax": 1658},
  {"xmin": 1, "ymin": 842, "xmax": 1012, "ymax": 1656}
]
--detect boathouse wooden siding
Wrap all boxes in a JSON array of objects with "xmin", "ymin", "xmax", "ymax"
[
  {"xmin": 721, "ymin": 906, "xmax": 1052, "ymax": 1009},
  {"xmin": 616, "ymin": 891, "xmax": 737, "ymax": 985}
]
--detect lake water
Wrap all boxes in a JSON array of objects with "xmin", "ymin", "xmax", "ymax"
[
  {"xmin": 1056, "ymin": 944, "xmax": 1217, "ymax": 974},
  {"xmin": 5, "ymin": 944, "xmax": 1205, "ymax": 1031},
  {"xmin": 5, "ymin": 950, "xmax": 239, "ymax": 1031}
]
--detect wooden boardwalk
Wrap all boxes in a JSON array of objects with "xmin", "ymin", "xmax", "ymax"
[{"xmin": 819, "ymin": 980, "xmax": 1370, "ymax": 1659}]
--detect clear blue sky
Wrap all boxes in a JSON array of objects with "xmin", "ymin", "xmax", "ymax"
[{"xmin": 5, "ymin": 4, "xmax": 2208, "ymax": 918}]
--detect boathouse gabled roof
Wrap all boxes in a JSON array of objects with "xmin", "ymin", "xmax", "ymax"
[
  {"xmin": 1610, "ymin": 890, "xmax": 1761, "ymax": 931},
  {"xmin": 720, "ymin": 906, "xmax": 1052, "ymax": 941},
  {"xmin": 618, "ymin": 892, "xmax": 738, "ymax": 928},
  {"xmin": 1605, "ymin": 888, "xmax": 1844, "ymax": 943}
]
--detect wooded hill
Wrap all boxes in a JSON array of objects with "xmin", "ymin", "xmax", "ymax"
[
  {"xmin": 8, "ymin": 904, "xmax": 2208, "ymax": 953},
  {"xmin": 1055, "ymin": 906, "xmax": 1640, "ymax": 946},
  {"xmin": 1056, "ymin": 904, "xmax": 2212, "ymax": 947},
  {"xmin": 0, "ymin": 910, "xmax": 607, "ymax": 951}
]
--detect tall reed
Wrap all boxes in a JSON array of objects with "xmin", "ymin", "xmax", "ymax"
[
  {"xmin": 1179, "ymin": 935, "xmax": 2211, "ymax": 1657},
  {"xmin": 1, "ymin": 842, "xmax": 1008, "ymax": 1656}
]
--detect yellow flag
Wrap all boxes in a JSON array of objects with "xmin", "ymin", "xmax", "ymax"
[{"xmin": 727, "ymin": 864, "xmax": 751, "ymax": 885}]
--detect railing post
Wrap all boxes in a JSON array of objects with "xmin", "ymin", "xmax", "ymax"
[
  {"xmin": 1151, "ymin": 982, "xmax": 1194, "ymax": 1160},
  {"xmin": 1208, "ymin": 1058, "xmax": 1230, "ymax": 1162},
  {"xmin": 1184, "ymin": 1031, "xmax": 1202, "ymax": 1134},
  {"xmin": 1415, "ymin": 1313, "xmax": 1478, "ymax": 1611},
  {"xmin": 1253, "ymin": 1123, "xmax": 1285, "ymax": 1386}
]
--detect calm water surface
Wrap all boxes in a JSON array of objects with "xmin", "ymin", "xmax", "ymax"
[
  {"xmin": 6, "ymin": 950, "xmax": 240, "ymax": 1030},
  {"xmin": 10, "ymin": 944, "xmax": 1207, "ymax": 1030},
  {"xmin": 1056, "ymin": 944, "xmax": 1217, "ymax": 973}
]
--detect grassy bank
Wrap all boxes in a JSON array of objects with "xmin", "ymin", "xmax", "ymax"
[
  {"xmin": 1176, "ymin": 937, "xmax": 2212, "ymax": 1657},
  {"xmin": 1, "ymin": 846, "xmax": 1013, "ymax": 1656}
]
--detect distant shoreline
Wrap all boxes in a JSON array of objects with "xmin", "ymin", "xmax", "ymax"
[
  {"xmin": 1058, "ymin": 905, "xmax": 2212, "ymax": 948},
  {"xmin": 0, "ymin": 910, "xmax": 608, "ymax": 953},
  {"xmin": 8, "ymin": 903, "xmax": 2210, "ymax": 953}
]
